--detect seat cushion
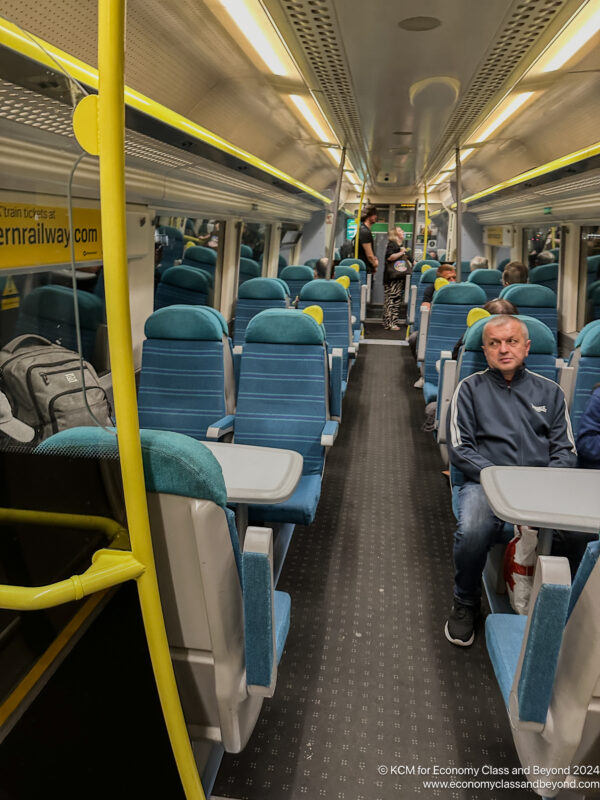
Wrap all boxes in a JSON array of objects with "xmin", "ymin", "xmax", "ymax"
[
  {"xmin": 274, "ymin": 590, "xmax": 291, "ymax": 663},
  {"xmin": 423, "ymin": 381, "xmax": 438, "ymax": 405},
  {"xmin": 485, "ymin": 614, "xmax": 527, "ymax": 708},
  {"xmin": 249, "ymin": 474, "xmax": 321, "ymax": 525}
]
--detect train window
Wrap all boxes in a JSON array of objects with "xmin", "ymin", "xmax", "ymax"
[
  {"xmin": 523, "ymin": 226, "xmax": 561, "ymax": 269},
  {"xmin": 239, "ymin": 222, "xmax": 270, "ymax": 284},
  {"xmin": 577, "ymin": 225, "xmax": 600, "ymax": 329}
]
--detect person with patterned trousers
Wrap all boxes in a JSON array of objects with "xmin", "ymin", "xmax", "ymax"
[{"xmin": 383, "ymin": 227, "xmax": 410, "ymax": 330}]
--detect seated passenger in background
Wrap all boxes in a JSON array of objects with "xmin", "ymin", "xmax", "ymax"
[
  {"xmin": 470, "ymin": 255, "xmax": 488, "ymax": 271},
  {"xmin": 576, "ymin": 384, "xmax": 600, "ymax": 469},
  {"xmin": 445, "ymin": 315, "xmax": 576, "ymax": 647},
  {"xmin": 451, "ymin": 298, "xmax": 518, "ymax": 360},
  {"xmin": 314, "ymin": 258, "xmax": 329, "ymax": 279},
  {"xmin": 502, "ymin": 261, "xmax": 528, "ymax": 286},
  {"xmin": 534, "ymin": 251, "xmax": 555, "ymax": 266},
  {"xmin": 422, "ymin": 264, "xmax": 456, "ymax": 306}
]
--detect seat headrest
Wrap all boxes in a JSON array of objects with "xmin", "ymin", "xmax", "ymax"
[
  {"xmin": 415, "ymin": 259, "xmax": 440, "ymax": 271},
  {"xmin": 280, "ymin": 265, "xmax": 313, "ymax": 281},
  {"xmin": 300, "ymin": 279, "xmax": 349, "ymax": 302},
  {"xmin": 157, "ymin": 225, "xmax": 183, "ymax": 240},
  {"xmin": 334, "ymin": 266, "xmax": 360, "ymax": 282},
  {"xmin": 239, "ymin": 257, "xmax": 260, "ymax": 277},
  {"xmin": 463, "ymin": 314, "xmax": 555, "ymax": 353},
  {"xmin": 201, "ymin": 306, "xmax": 229, "ymax": 336},
  {"xmin": 144, "ymin": 305, "xmax": 224, "ymax": 341},
  {"xmin": 21, "ymin": 285, "xmax": 103, "ymax": 328},
  {"xmin": 240, "ymin": 243, "xmax": 253, "ymax": 258},
  {"xmin": 245, "ymin": 308, "xmax": 325, "ymax": 344},
  {"xmin": 160, "ymin": 265, "xmax": 210, "ymax": 293},
  {"xmin": 182, "ymin": 245, "xmax": 217, "ymax": 266},
  {"xmin": 273, "ymin": 278, "xmax": 290, "ymax": 296},
  {"xmin": 575, "ymin": 319, "xmax": 600, "ymax": 348},
  {"xmin": 433, "ymin": 283, "xmax": 486, "ymax": 305},
  {"xmin": 467, "ymin": 269, "xmax": 502, "ymax": 285},
  {"xmin": 500, "ymin": 284, "xmax": 557, "ymax": 307},
  {"xmin": 37, "ymin": 428, "xmax": 227, "ymax": 507},
  {"xmin": 238, "ymin": 277, "xmax": 287, "ymax": 300},
  {"xmin": 339, "ymin": 258, "xmax": 366, "ymax": 270},
  {"xmin": 581, "ymin": 327, "xmax": 600, "ymax": 357},
  {"xmin": 420, "ymin": 269, "xmax": 438, "ymax": 284},
  {"xmin": 529, "ymin": 263, "xmax": 558, "ymax": 282}
]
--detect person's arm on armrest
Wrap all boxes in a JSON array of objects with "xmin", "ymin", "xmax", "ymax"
[
  {"xmin": 548, "ymin": 388, "xmax": 577, "ymax": 468},
  {"xmin": 447, "ymin": 380, "xmax": 494, "ymax": 481}
]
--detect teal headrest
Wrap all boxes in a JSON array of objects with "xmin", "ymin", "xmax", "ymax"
[
  {"xmin": 463, "ymin": 314, "xmax": 555, "ymax": 354},
  {"xmin": 201, "ymin": 307, "xmax": 229, "ymax": 336},
  {"xmin": 433, "ymin": 283, "xmax": 486, "ymax": 305},
  {"xmin": 21, "ymin": 285, "xmax": 103, "ymax": 329},
  {"xmin": 415, "ymin": 259, "xmax": 440, "ymax": 271},
  {"xmin": 587, "ymin": 280, "xmax": 600, "ymax": 300},
  {"xmin": 238, "ymin": 277, "xmax": 287, "ymax": 300},
  {"xmin": 575, "ymin": 319, "xmax": 600, "ymax": 348},
  {"xmin": 280, "ymin": 265, "xmax": 313, "ymax": 281},
  {"xmin": 158, "ymin": 225, "xmax": 183, "ymax": 241},
  {"xmin": 160, "ymin": 266, "xmax": 210, "ymax": 293},
  {"xmin": 37, "ymin": 428, "xmax": 227, "ymax": 507},
  {"xmin": 240, "ymin": 244, "xmax": 253, "ymax": 258},
  {"xmin": 239, "ymin": 257, "xmax": 260, "ymax": 277},
  {"xmin": 245, "ymin": 309, "xmax": 325, "ymax": 345},
  {"xmin": 273, "ymin": 278, "xmax": 290, "ymax": 296},
  {"xmin": 467, "ymin": 269, "xmax": 502, "ymax": 285},
  {"xmin": 334, "ymin": 266, "xmax": 359, "ymax": 282},
  {"xmin": 581, "ymin": 327, "xmax": 600, "ymax": 357},
  {"xmin": 500, "ymin": 284, "xmax": 557, "ymax": 307},
  {"xmin": 420, "ymin": 269, "xmax": 438, "ymax": 284},
  {"xmin": 183, "ymin": 245, "xmax": 217, "ymax": 267},
  {"xmin": 588, "ymin": 255, "xmax": 600, "ymax": 271},
  {"xmin": 529, "ymin": 263, "xmax": 558, "ymax": 283},
  {"xmin": 340, "ymin": 257, "xmax": 366, "ymax": 270},
  {"xmin": 300, "ymin": 279, "xmax": 349, "ymax": 302},
  {"xmin": 498, "ymin": 258, "xmax": 510, "ymax": 271},
  {"xmin": 278, "ymin": 254, "xmax": 287, "ymax": 268},
  {"xmin": 144, "ymin": 305, "xmax": 223, "ymax": 341}
]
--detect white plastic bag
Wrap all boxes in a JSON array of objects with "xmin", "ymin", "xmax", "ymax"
[{"xmin": 503, "ymin": 525, "xmax": 538, "ymax": 614}]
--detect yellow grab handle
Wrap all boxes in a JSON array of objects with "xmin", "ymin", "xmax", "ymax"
[{"xmin": 302, "ymin": 305, "xmax": 323, "ymax": 325}]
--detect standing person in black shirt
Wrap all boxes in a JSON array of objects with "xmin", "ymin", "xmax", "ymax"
[{"xmin": 355, "ymin": 204, "xmax": 379, "ymax": 274}]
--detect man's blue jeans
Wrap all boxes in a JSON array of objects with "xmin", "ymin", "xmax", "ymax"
[{"xmin": 454, "ymin": 480, "xmax": 509, "ymax": 606}]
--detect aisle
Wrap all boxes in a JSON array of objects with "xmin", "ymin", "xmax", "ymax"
[{"xmin": 214, "ymin": 345, "xmax": 526, "ymax": 800}]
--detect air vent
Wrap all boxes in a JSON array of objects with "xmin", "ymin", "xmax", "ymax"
[
  {"xmin": 398, "ymin": 16, "xmax": 441, "ymax": 32},
  {"xmin": 425, "ymin": 0, "xmax": 569, "ymax": 180}
]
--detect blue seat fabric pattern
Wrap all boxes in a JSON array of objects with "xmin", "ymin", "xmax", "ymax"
[
  {"xmin": 485, "ymin": 614, "xmax": 527, "ymax": 707},
  {"xmin": 467, "ymin": 269, "xmax": 503, "ymax": 301},
  {"xmin": 568, "ymin": 540, "xmax": 600, "ymax": 618},
  {"xmin": 234, "ymin": 281, "xmax": 288, "ymax": 347},
  {"xmin": 571, "ymin": 328, "xmax": 600, "ymax": 436}
]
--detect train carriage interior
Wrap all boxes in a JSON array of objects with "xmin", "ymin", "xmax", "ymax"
[{"xmin": 0, "ymin": 1, "xmax": 600, "ymax": 798}]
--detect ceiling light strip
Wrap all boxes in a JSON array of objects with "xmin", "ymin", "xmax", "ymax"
[{"xmin": 0, "ymin": 16, "xmax": 330, "ymax": 204}]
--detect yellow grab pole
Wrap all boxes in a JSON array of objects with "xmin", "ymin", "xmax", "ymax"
[
  {"xmin": 354, "ymin": 182, "xmax": 366, "ymax": 258},
  {"xmin": 97, "ymin": 2, "xmax": 205, "ymax": 797},
  {"xmin": 424, "ymin": 182, "xmax": 429, "ymax": 258}
]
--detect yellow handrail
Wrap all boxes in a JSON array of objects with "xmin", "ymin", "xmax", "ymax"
[
  {"xmin": 0, "ymin": 508, "xmax": 127, "ymax": 542},
  {"xmin": 0, "ymin": 549, "xmax": 143, "ymax": 611},
  {"xmin": 354, "ymin": 182, "xmax": 366, "ymax": 259},
  {"xmin": 96, "ymin": 2, "xmax": 206, "ymax": 797}
]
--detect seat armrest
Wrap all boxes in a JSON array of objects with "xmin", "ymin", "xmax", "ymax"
[
  {"xmin": 508, "ymin": 555, "xmax": 571, "ymax": 732},
  {"xmin": 321, "ymin": 419, "xmax": 339, "ymax": 447},
  {"xmin": 408, "ymin": 285, "xmax": 417, "ymax": 325},
  {"xmin": 233, "ymin": 345, "xmax": 243, "ymax": 392},
  {"xmin": 360, "ymin": 284, "xmax": 367, "ymax": 322},
  {"xmin": 206, "ymin": 414, "xmax": 235, "ymax": 440},
  {"xmin": 348, "ymin": 344, "xmax": 357, "ymax": 357},
  {"xmin": 437, "ymin": 357, "xmax": 457, "ymax": 443},
  {"xmin": 243, "ymin": 527, "xmax": 277, "ymax": 697},
  {"xmin": 416, "ymin": 306, "xmax": 430, "ymax": 362},
  {"xmin": 329, "ymin": 349, "xmax": 343, "ymax": 420},
  {"xmin": 557, "ymin": 363, "xmax": 575, "ymax": 408},
  {"xmin": 353, "ymin": 330, "xmax": 361, "ymax": 347}
]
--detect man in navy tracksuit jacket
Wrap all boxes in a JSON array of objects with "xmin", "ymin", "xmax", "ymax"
[{"xmin": 445, "ymin": 315, "xmax": 576, "ymax": 647}]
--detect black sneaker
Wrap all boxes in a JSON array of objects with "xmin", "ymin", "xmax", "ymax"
[{"xmin": 444, "ymin": 600, "xmax": 479, "ymax": 647}]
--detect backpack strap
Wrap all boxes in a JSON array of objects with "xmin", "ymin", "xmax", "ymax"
[{"xmin": 3, "ymin": 335, "xmax": 53, "ymax": 353}]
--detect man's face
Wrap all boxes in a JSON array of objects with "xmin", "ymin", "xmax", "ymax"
[
  {"xmin": 482, "ymin": 319, "xmax": 530, "ymax": 378},
  {"xmin": 440, "ymin": 269, "xmax": 456, "ymax": 283}
]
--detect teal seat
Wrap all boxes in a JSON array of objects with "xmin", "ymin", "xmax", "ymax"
[
  {"xmin": 154, "ymin": 266, "xmax": 210, "ymax": 310},
  {"xmin": 298, "ymin": 279, "xmax": 353, "ymax": 382},
  {"xmin": 157, "ymin": 225, "xmax": 184, "ymax": 270},
  {"xmin": 182, "ymin": 245, "xmax": 217, "ymax": 282},
  {"xmin": 413, "ymin": 267, "xmax": 438, "ymax": 332},
  {"xmin": 467, "ymin": 268, "xmax": 503, "ymax": 301},
  {"xmin": 280, "ymin": 265, "xmax": 313, "ymax": 301},
  {"xmin": 334, "ymin": 265, "xmax": 363, "ymax": 331},
  {"xmin": 500, "ymin": 283, "xmax": 557, "ymax": 340},
  {"xmin": 37, "ymin": 426, "xmax": 291, "ymax": 751},
  {"xmin": 570, "ymin": 326, "xmax": 600, "ymax": 438},
  {"xmin": 233, "ymin": 278, "xmax": 288, "ymax": 347},
  {"xmin": 239, "ymin": 257, "xmax": 261, "ymax": 287},
  {"xmin": 497, "ymin": 257, "xmax": 510, "ymax": 271},
  {"xmin": 529, "ymin": 262, "xmax": 558, "ymax": 294},
  {"xmin": 339, "ymin": 257, "xmax": 367, "ymax": 285},
  {"xmin": 240, "ymin": 243, "xmax": 253, "ymax": 258}
]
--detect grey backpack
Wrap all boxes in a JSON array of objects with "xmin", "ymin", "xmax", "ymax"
[{"xmin": 0, "ymin": 334, "xmax": 112, "ymax": 440}]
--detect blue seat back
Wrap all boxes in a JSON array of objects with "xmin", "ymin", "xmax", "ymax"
[
  {"xmin": 182, "ymin": 245, "xmax": 217, "ymax": 281},
  {"xmin": 154, "ymin": 266, "xmax": 210, "ymax": 310},
  {"xmin": 280, "ymin": 265, "xmax": 313, "ymax": 300},
  {"xmin": 138, "ymin": 306, "xmax": 233, "ymax": 441},
  {"xmin": 234, "ymin": 278, "xmax": 288, "ymax": 347},
  {"xmin": 571, "ymin": 327, "xmax": 600, "ymax": 437},
  {"xmin": 411, "ymin": 259, "xmax": 440, "ymax": 292},
  {"xmin": 239, "ymin": 257, "xmax": 261, "ymax": 287},
  {"xmin": 458, "ymin": 260, "xmax": 471, "ymax": 282},
  {"xmin": 467, "ymin": 268, "xmax": 503, "ymax": 301},
  {"xmin": 499, "ymin": 284, "xmax": 558, "ymax": 340},
  {"xmin": 298, "ymin": 280, "xmax": 352, "ymax": 373},
  {"xmin": 157, "ymin": 225, "xmax": 184, "ymax": 268},
  {"xmin": 304, "ymin": 258, "xmax": 318, "ymax": 269},
  {"xmin": 236, "ymin": 309, "xmax": 328, "ymax": 475},
  {"xmin": 334, "ymin": 266, "xmax": 361, "ymax": 330},
  {"xmin": 529, "ymin": 262, "xmax": 558, "ymax": 294},
  {"xmin": 423, "ymin": 283, "xmax": 486, "ymax": 388},
  {"xmin": 15, "ymin": 285, "xmax": 103, "ymax": 362},
  {"xmin": 414, "ymin": 268, "xmax": 438, "ymax": 332},
  {"xmin": 339, "ymin": 257, "xmax": 367, "ymax": 285}
]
